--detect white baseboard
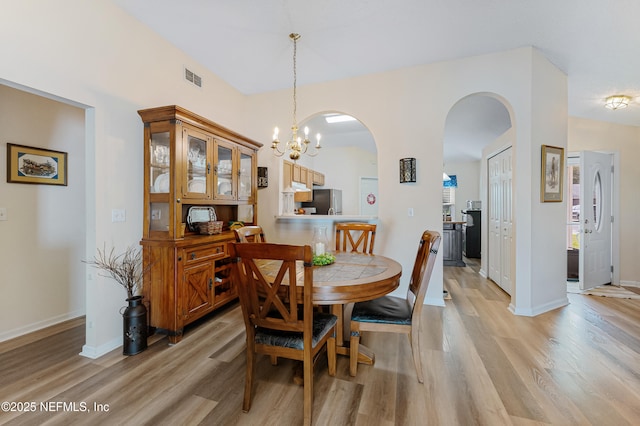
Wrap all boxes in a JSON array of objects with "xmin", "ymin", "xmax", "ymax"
[
  {"xmin": 0, "ymin": 310, "xmax": 85, "ymax": 343},
  {"xmin": 620, "ymin": 280, "xmax": 640, "ymax": 287},
  {"xmin": 509, "ymin": 296, "xmax": 569, "ymax": 317},
  {"xmin": 424, "ymin": 296, "xmax": 445, "ymax": 307},
  {"xmin": 79, "ymin": 336, "xmax": 122, "ymax": 359}
]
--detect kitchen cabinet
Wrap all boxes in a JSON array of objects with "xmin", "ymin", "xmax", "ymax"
[
  {"xmin": 443, "ymin": 222, "xmax": 465, "ymax": 266},
  {"xmin": 312, "ymin": 171, "xmax": 325, "ymax": 186},
  {"xmin": 283, "ymin": 160, "xmax": 314, "ymax": 202},
  {"xmin": 138, "ymin": 105, "xmax": 262, "ymax": 343}
]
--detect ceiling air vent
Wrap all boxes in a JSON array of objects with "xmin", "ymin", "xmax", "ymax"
[{"xmin": 184, "ymin": 67, "xmax": 202, "ymax": 88}]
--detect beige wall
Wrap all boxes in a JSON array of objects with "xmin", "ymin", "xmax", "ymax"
[
  {"xmin": 568, "ymin": 117, "xmax": 640, "ymax": 284},
  {"xmin": 0, "ymin": 85, "xmax": 85, "ymax": 340}
]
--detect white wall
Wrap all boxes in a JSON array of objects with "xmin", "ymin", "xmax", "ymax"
[
  {"xmin": 0, "ymin": 85, "xmax": 86, "ymax": 340},
  {"xmin": 568, "ymin": 117, "xmax": 640, "ymax": 284}
]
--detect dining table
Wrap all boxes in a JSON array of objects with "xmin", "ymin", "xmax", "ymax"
[{"xmin": 257, "ymin": 250, "xmax": 402, "ymax": 365}]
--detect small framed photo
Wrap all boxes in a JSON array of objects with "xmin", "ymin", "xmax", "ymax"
[
  {"xmin": 7, "ymin": 143, "xmax": 68, "ymax": 186},
  {"xmin": 540, "ymin": 144, "xmax": 563, "ymax": 202}
]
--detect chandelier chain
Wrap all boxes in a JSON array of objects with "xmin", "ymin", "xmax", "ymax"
[
  {"xmin": 271, "ymin": 32, "xmax": 321, "ymax": 161},
  {"xmin": 292, "ymin": 33, "xmax": 297, "ymax": 126}
]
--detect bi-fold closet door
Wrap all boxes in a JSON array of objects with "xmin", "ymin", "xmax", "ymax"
[{"xmin": 488, "ymin": 147, "xmax": 513, "ymax": 294}]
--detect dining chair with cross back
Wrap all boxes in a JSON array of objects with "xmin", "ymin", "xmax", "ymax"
[{"xmin": 349, "ymin": 230, "xmax": 441, "ymax": 382}]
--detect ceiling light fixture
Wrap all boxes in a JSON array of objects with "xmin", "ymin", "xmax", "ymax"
[
  {"xmin": 271, "ymin": 33, "xmax": 321, "ymax": 161},
  {"xmin": 604, "ymin": 95, "xmax": 631, "ymax": 110}
]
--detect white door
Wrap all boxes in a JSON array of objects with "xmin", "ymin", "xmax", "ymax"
[
  {"xmin": 579, "ymin": 152, "xmax": 612, "ymax": 290},
  {"xmin": 359, "ymin": 177, "xmax": 378, "ymax": 216},
  {"xmin": 499, "ymin": 148, "xmax": 513, "ymax": 294},
  {"xmin": 488, "ymin": 154, "xmax": 502, "ymax": 285},
  {"xmin": 487, "ymin": 147, "xmax": 513, "ymax": 294}
]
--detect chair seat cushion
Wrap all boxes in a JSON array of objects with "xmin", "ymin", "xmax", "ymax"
[
  {"xmin": 255, "ymin": 313, "xmax": 337, "ymax": 350},
  {"xmin": 351, "ymin": 296, "xmax": 412, "ymax": 325}
]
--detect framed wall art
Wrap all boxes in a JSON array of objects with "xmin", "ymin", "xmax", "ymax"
[
  {"xmin": 7, "ymin": 143, "xmax": 68, "ymax": 186},
  {"xmin": 540, "ymin": 144, "xmax": 563, "ymax": 202}
]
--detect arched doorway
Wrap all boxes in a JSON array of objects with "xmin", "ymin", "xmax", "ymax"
[{"xmin": 443, "ymin": 93, "xmax": 513, "ymax": 292}]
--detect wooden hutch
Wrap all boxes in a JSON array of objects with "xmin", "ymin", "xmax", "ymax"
[{"xmin": 138, "ymin": 105, "xmax": 262, "ymax": 343}]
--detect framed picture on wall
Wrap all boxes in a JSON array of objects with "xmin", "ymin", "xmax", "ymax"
[
  {"xmin": 540, "ymin": 144, "xmax": 563, "ymax": 202},
  {"xmin": 7, "ymin": 143, "xmax": 68, "ymax": 186}
]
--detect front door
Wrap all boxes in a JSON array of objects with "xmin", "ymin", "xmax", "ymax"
[{"xmin": 579, "ymin": 151, "xmax": 612, "ymax": 290}]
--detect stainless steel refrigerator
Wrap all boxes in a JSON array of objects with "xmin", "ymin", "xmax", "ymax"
[{"xmin": 302, "ymin": 189, "xmax": 342, "ymax": 215}]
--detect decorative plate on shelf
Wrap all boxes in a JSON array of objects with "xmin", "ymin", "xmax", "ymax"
[
  {"xmin": 218, "ymin": 181, "xmax": 232, "ymax": 195},
  {"xmin": 153, "ymin": 173, "xmax": 170, "ymax": 193},
  {"xmin": 188, "ymin": 178, "xmax": 206, "ymax": 193}
]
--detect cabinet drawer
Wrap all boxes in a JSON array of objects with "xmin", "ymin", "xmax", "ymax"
[{"xmin": 183, "ymin": 243, "xmax": 226, "ymax": 264}]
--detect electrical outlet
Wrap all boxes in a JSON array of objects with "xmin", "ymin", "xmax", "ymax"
[
  {"xmin": 0, "ymin": 208, "xmax": 7, "ymax": 221},
  {"xmin": 111, "ymin": 209, "xmax": 126, "ymax": 222},
  {"xmin": 408, "ymin": 207, "xmax": 414, "ymax": 217}
]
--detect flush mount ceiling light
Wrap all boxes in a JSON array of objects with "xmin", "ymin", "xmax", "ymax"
[
  {"xmin": 271, "ymin": 33, "xmax": 321, "ymax": 162},
  {"xmin": 604, "ymin": 95, "xmax": 631, "ymax": 110}
]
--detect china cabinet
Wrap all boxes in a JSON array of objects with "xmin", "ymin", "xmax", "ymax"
[{"xmin": 138, "ymin": 105, "xmax": 262, "ymax": 343}]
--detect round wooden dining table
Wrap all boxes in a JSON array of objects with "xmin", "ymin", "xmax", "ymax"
[
  {"xmin": 257, "ymin": 251, "xmax": 402, "ymax": 364},
  {"xmin": 310, "ymin": 251, "xmax": 402, "ymax": 303}
]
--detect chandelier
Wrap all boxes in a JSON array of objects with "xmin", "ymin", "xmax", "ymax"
[{"xmin": 271, "ymin": 33, "xmax": 321, "ymax": 161}]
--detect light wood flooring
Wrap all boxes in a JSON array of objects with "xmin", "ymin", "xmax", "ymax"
[{"xmin": 1, "ymin": 260, "xmax": 639, "ymax": 425}]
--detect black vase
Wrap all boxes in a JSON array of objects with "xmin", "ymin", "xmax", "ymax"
[{"xmin": 122, "ymin": 295, "xmax": 148, "ymax": 355}]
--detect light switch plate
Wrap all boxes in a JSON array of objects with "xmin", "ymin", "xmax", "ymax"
[{"xmin": 0, "ymin": 208, "xmax": 6, "ymax": 221}]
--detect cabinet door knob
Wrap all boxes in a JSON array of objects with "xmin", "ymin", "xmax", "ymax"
[{"xmin": 176, "ymin": 198, "xmax": 181, "ymax": 203}]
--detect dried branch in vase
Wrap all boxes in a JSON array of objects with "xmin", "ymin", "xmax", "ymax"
[{"xmin": 83, "ymin": 245, "xmax": 146, "ymax": 300}]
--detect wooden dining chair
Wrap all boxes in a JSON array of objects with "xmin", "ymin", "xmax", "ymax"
[
  {"xmin": 349, "ymin": 230, "xmax": 441, "ymax": 382},
  {"xmin": 233, "ymin": 225, "xmax": 266, "ymax": 243},
  {"xmin": 335, "ymin": 222, "xmax": 377, "ymax": 254},
  {"xmin": 228, "ymin": 242, "xmax": 337, "ymax": 426}
]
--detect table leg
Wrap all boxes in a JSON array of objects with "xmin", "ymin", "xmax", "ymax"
[{"xmin": 331, "ymin": 304, "xmax": 375, "ymax": 366}]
